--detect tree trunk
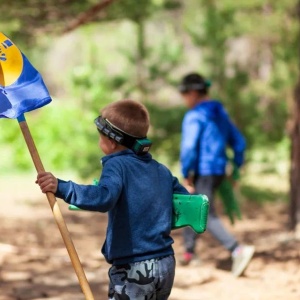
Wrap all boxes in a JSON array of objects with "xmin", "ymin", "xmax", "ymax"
[
  {"xmin": 290, "ymin": 81, "xmax": 300, "ymax": 232},
  {"xmin": 289, "ymin": 0, "xmax": 300, "ymax": 233}
]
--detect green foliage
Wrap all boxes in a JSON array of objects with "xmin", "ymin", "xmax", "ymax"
[
  {"xmin": 184, "ymin": 0, "xmax": 298, "ymax": 148},
  {"xmin": 0, "ymin": 105, "xmax": 103, "ymax": 177},
  {"xmin": 240, "ymin": 184, "xmax": 288, "ymax": 203},
  {"xmin": 106, "ymin": 0, "xmax": 181, "ymax": 22},
  {"xmin": 0, "ymin": 0, "xmax": 298, "ymax": 185},
  {"xmin": 239, "ymin": 138, "xmax": 289, "ymax": 203},
  {"xmin": 0, "ymin": 0, "xmax": 96, "ymax": 43},
  {"xmin": 0, "ymin": 119, "xmax": 31, "ymax": 171},
  {"xmin": 146, "ymin": 103, "xmax": 186, "ymax": 166}
]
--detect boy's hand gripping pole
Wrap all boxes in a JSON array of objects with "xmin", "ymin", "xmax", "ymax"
[{"xmin": 17, "ymin": 114, "xmax": 94, "ymax": 300}]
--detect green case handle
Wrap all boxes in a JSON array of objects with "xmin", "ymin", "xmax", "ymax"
[{"xmin": 69, "ymin": 193, "xmax": 209, "ymax": 234}]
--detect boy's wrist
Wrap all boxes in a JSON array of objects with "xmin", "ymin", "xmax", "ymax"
[{"xmin": 183, "ymin": 178, "xmax": 195, "ymax": 194}]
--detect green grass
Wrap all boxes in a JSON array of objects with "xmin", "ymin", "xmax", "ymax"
[{"xmin": 240, "ymin": 184, "xmax": 288, "ymax": 204}]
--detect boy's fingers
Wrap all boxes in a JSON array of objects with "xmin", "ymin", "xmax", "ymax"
[
  {"xmin": 40, "ymin": 183, "xmax": 57, "ymax": 193},
  {"xmin": 36, "ymin": 173, "xmax": 55, "ymax": 184},
  {"xmin": 37, "ymin": 171, "xmax": 52, "ymax": 180},
  {"xmin": 186, "ymin": 185, "xmax": 195, "ymax": 194},
  {"xmin": 36, "ymin": 172, "xmax": 57, "ymax": 193},
  {"xmin": 39, "ymin": 177, "xmax": 53, "ymax": 187}
]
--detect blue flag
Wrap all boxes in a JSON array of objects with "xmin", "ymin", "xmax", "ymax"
[{"xmin": 0, "ymin": 32, "xmax": 51, "ymax": 119}]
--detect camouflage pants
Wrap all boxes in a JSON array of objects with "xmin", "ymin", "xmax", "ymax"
[{"xmin": 108, "ymin": 255, "xmax": 175, "ymax": 300}]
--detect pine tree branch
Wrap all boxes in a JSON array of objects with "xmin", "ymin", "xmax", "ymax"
[{"xmin": 63, "ymin": 0, "xmax": 116, "ymax": 33}]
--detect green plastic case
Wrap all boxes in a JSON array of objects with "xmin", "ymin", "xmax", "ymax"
[
  {"xmin": 172, "ymin": 194, "xmax": 209, "ymax": 233},
  {"xmin": 69, "ymin": 193, "xmax": 209, "ymax": 234}
]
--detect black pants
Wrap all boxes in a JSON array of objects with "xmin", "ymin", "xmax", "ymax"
[{"xmin": 183, "ymin": 175, "xmax": 238, "ymax": 253}]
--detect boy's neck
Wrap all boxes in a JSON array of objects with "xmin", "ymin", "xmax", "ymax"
[
  {"xmin": 197, "ymin": 94, "xmax": 210, "ymax": 102},
  {"xmin": 109, "ymin": 145, "xmax": 128, "ymax": 155},
  {"xmin": 192, "ymin": 95, "xmax": 210, "ymax": 107}
]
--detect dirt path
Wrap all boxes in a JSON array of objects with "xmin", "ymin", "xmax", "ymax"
[{"xmin": 0, "ymin": 174, "xmax": 299, "ymax": 299}]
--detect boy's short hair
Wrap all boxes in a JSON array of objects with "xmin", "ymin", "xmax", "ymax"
[
  {"xmin": 179, "ymin": 73, "xmax": 211, "ymax": 95},
  {"xmin": 101, "ymin": 99, "xmax": 150, "ymax": 137}
]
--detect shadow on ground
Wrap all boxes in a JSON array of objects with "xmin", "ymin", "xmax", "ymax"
[{"xmin": 0, "ymin": 196, "xmax": 299, "ymax": 299}]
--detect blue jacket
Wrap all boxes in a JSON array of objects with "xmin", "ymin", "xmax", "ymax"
[
  {"xmin": 55, "ymin": 149, "xmax": 188, "ymax": 265},
  {"xmin": 181, "ymin": 100, "xmax": 246, "ymax": 178}
]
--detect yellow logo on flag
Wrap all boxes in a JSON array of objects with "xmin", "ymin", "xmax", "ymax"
[{"xmin": 0, "ymin": 33, "xmax": 23, "ymax": 87}]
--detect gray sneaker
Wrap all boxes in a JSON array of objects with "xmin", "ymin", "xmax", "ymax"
[{"xmin": 231, "ymin": 245, "xmax": 255, "ymax": 277}]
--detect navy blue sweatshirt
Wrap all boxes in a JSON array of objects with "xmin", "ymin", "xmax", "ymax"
[{"xmin": 55, "ymin": 149, "xmax": 188, "ymax": 265}]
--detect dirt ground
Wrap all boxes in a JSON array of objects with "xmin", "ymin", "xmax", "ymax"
[{"xmin": 0, "ymin": 174, "xmax": 300, "ymax": 300}]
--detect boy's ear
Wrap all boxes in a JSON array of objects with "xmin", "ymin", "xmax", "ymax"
[{"xmin": 109, "ymin": 139, "xmax": 118, "ymax": 150}]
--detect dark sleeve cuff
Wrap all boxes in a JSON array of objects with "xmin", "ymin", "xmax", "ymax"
[{"xmin": 54, "ymin": 178, "xmax": 70, "ymax": 200}]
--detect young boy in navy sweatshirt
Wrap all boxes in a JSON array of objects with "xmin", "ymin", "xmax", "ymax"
[{"xmin": 36, "ymin": 99, "xmax": 188, "ymax": 300}]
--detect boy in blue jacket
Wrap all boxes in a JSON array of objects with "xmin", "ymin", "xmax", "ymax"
[
  {"xmin": 36, "ymin": 99, "xmax": 188, "ymax": 300},
  {"xmin": 179, "ymin": 73, "xmax": 254, "ymax": 276}
]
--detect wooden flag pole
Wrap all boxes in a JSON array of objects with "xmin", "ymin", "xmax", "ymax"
[{"xmin": 17, "ymin": 114, "xmax": 94, "ymax": 300}]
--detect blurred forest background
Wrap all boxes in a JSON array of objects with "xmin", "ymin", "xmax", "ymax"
[{"xmin": 0, "ymin": 0, "xmax": 299, "ymax": 225}]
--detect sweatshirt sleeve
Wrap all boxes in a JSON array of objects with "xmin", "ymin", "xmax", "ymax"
[
  {"xmin": 172, "ymin": 177, "xmax": 189, "ymax": 194},
  {"xmin": 223, "ymin": 111, "xmax": 246, "ymax": 168},
  {"xmin": 55, "ymin": 159, "xmax": 122, "ymax": 212},
  {"xmin": 180, "ymin": 111, "xmax": 201, "ymax": 179}
]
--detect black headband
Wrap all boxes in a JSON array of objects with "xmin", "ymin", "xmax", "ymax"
[
  {"xmin": 179, "ymin": 81, "xmax": 211, "ymax": 93},
  {"xmin": 95, "ymin": 116, "xmax": 152, "ymax": 155}
]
